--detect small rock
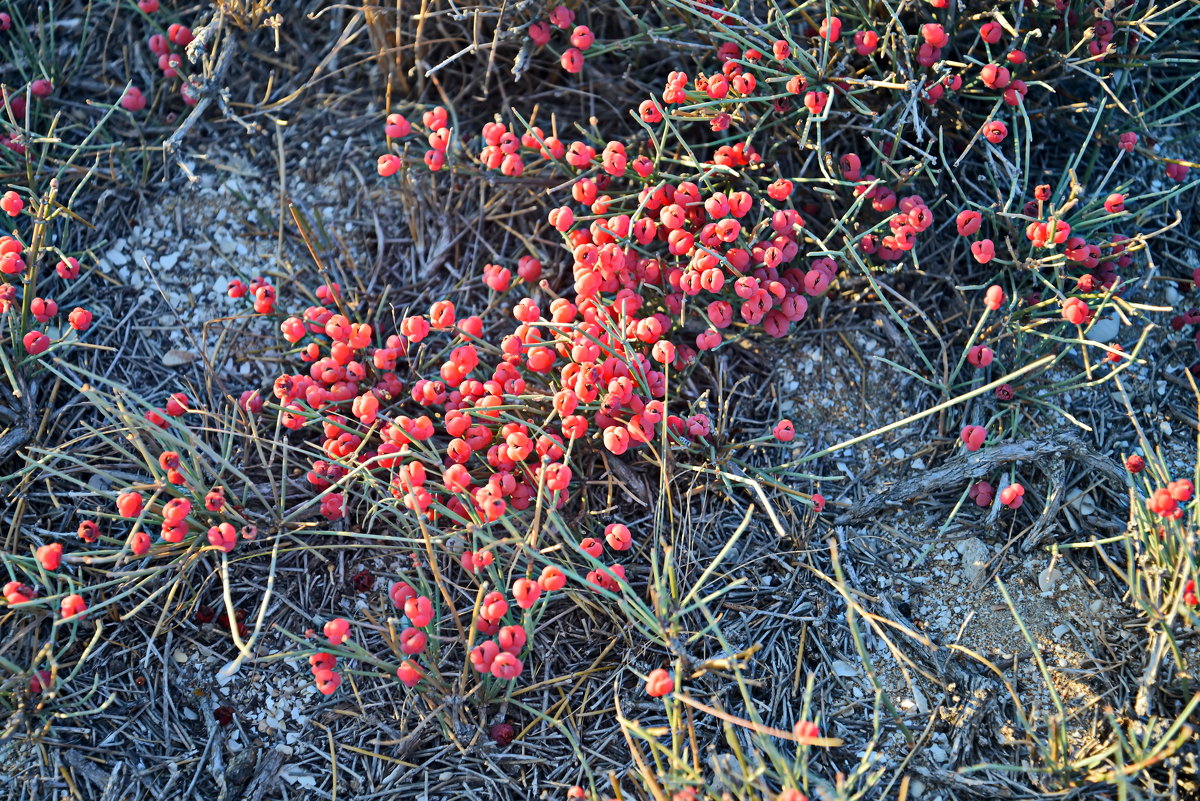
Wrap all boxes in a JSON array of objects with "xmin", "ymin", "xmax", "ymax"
[
  {"xmin": 106, "ymin": 240, "xmax": 130, "ymax": 266},
  {"xmin": 279, "ymin": 764, "xmax": 316, "ymax": 789},
  {"xmin": 912, "ymin": 683, "xmax": 929, "ymax": 714},
  {"xmin": 162, "ymin": 349, "xmax": 197, "ymax": 367},
  {"xmin": 1066, "ymin": 488, "xmax": 1096, "ymax": 516},
  {"xmin": 1038, "ymin": 566, "xmax": 1062, "ymax": 593},
  {"xmin": 216, "ymin": 660, "xmax": 240, "ymax": 687},
  {"xmin": 832, "ymin": 659, "xmax": 860, "ymax": 677},
  {"xmin": 956, "ymin": 537, "xmax": 990, "ymax": 583}
]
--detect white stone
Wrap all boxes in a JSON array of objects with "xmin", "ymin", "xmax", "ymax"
[
  {"xmin": 1038, "ymin": 566, "xmax": 1062, "ymax": 593},
  {"xmin": 215, "ymin": 660, "xmax": 240, "ymax": 686},
  {"xmin": 832, "ymin": 659, "xmax": 860, "ymax": 677},
  {"xmin": 956, "ymin": 537, "xmax": 990, "ymax": 583},
  {"xmin": 106, "ymin": 239, "xmax": 130, "ymax": 266}
]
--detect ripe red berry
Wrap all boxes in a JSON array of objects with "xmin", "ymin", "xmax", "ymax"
[
  {"xmin": 999, "ymin": 483, "xmax": 1025, "ymax": 509},
  {"xmin": 168, "ymin": 24, "xmax": 193, "ymax": 46},
  {"xmin": 570, "ymin": 25, "xmax": 594, "ymax": 51},
  {"xmin": 490, "ymin": 651, "xmax": 523, "ymax": 679},
  {"xmin": 116, "ymin": 491, "xmax": 144, "ymax": 518},
  {"xmin": 36, "ymin": 543, "xmax": 63, "ymax": 571},
  {"xmin": 561, "ymin": 48, "xmax": 585, "ymax": 74},
  {"xmin": 78, "ymin": 520, "xmax": 101, "ymax": 543},
  {"xmin": 969, "ymin": 480, "xmax": 995, "ymax": 507},
  {"xmin": 207, "ymin": 523, "xmax": 237, "ymax": 553},
  {"xmin": 4, "ymin": 581, "xmax": 35, "ymax": 604},
  {"xmin": 645, "ymin": 668, "xmax": 674, "ymax": 697},
  {"xmin": 960, "ymin": 425, "xmax": 987, "ymax": 452},
  {"xmin": 56, "ymin": 257, "xmax": 80, "ymax": 279},
  {"xmin": 1, "ymin": 190, "xmax": 23, "ymax": 216},
  {"xmin": 967, "ymin": 345, "xmax": 994, "ymax": 367},
  {"xmin": 956, "ymin": 210, "xmax": 982, "ymax": 237},
  {"xmin": 1062, "ymin": 297, "xmax": 1090, "ymax": 325},
  {"xmin": 982, "ymin": 120, "xmax": 1008, "ymax": 144},
  {"xmin": 22, "ymin": 330, "xmax": 50, "ymax": 355},
  {"xmin": 529, "ymin": 20, "xmax": 551, "ymax": 46},
  {"xmin": 313, "ymin": 668, "xmax": 342, "ymax": 695},
  {"xmin": 323, "ymin": 617, "xmax": 351, "ymax": 645},
  {"xmin": 971, "ymin": 239, "xmax": 995, "ymax": 264},
  {"xmin": 793, "ymin": 720, "xmax": 821, "ymax": 741},
  {"xmin": 68, "ymin": 307, "xmax": 93, "ymax": 331},
  {"xmin": 377, "ymin": 154, "xmax": 401, "ymax": 176},
  {"xmin": 819, "ymin": 16, "xmax": 842, "ymax": 42},
  {"xmin": 490, "ymin": 721, "xmax": 516, "ymax": 745},
  {"xmin": 984, "ymin": 285, "xmax": 1006, "ymax": 311},
  {"xmin": 980, "ymin": 64, "xmax": 1011, "ymax": 90},
  {"xmin": 854, "ymin": 30, "xmax": 879, "ymax": 55},
  {"xmin": 548, "ymin": 5, "xmax": 574, "ymax": 29},
  {"xmin": 120, "ymin": 86, "xmax": 147, "ymax": 112},
  {"xmin": 60, "ymin": 594, "xmax": 87, "ymax": 619},
  {"xmin": 604, "ymin": 523, "xmax": 633, "ymax": 551}
]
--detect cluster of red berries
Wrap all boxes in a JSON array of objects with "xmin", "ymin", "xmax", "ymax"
[
  {"xmin": 4, "ymin": 578, "xmax": 86, "ymax": 621},
  {"xmin": 0, "ymin": 194, "xmax": 95, "ymax": 355},
  {"xmin": 15, "ymin": 389, "xmax": 270, "ymax": 630},
  {"xmin": 226, "ymin": 275, "xmax": 277, "ymax": 313},
  {"xmin": 961, "ymin": 423, "xmax": 1028, "ymax": 512},
  {"xmin": 304, "ymin": 562, "xmax": 574, "ymax": 695},
  {"xmin": 1146, "ymin": 479, "xmax": 1193, "ymax": 521},
  {"xmin": 223, "ymin": 259, "xmax": 689, "ymax": 694},
  {"xmin": 968, "ymin": 479, "xmax": 1024, "ymax": 510},
  {"xmin": 526, "ymin": 6, "xmax": 596, "ymax": 75},
  {"xmin": 0, "ymin": 77, "xmax": 53, "ymax": 154},
  {"xmin": 121, "ymin": 9, "xmax": 196, "ymax": 111}
]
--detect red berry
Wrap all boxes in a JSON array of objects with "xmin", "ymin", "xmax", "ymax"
[
  {"xmin": 645, "ymin": 668, "xmax": 674, "ymax": 697},
  {"xmin": 22, "ymin": 330, "xmax": 50, "ymax": 355},
  {"xmin": 1, "ymin": 190, "xmax": 24, "ymax": 216},
  {"xmin": 490, "ymin": 721, "xmax": 516, "ymax": 745}
]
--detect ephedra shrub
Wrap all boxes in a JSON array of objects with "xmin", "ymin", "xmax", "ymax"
[{"xmin": 5, "ymin": 0, "xmax": 1200, "ymax": 798}]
